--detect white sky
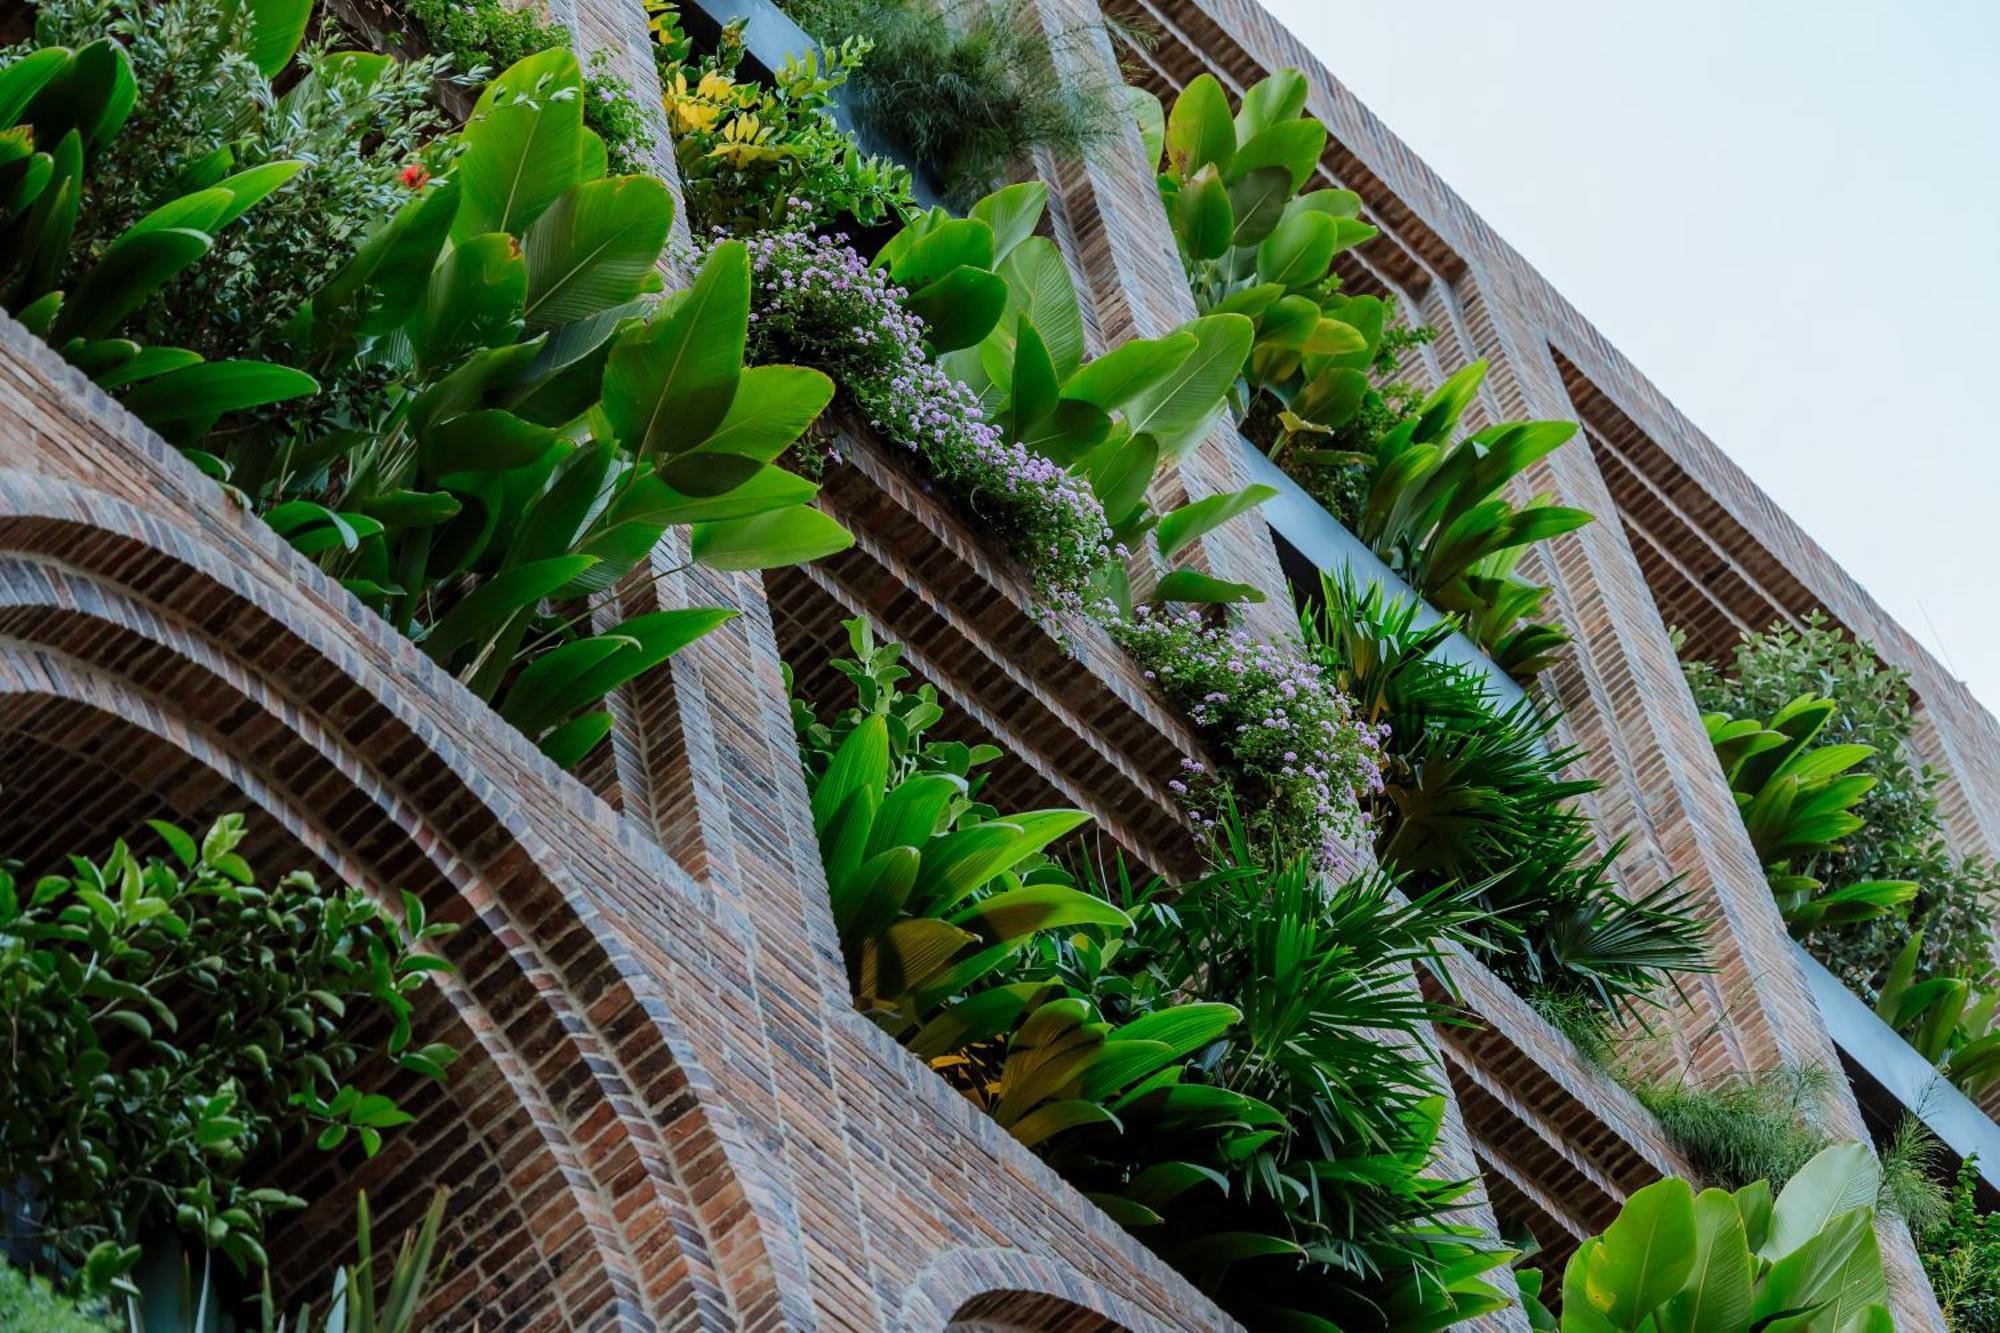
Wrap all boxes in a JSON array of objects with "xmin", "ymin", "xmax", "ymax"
[{"xmin": 1263, "ymin": 0, "xmax": 2000, "ymax": 715}]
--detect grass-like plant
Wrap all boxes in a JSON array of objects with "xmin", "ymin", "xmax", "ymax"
[{"xmin": 780, "ymin": 0, "xmax": 1129, "ymax": 208}]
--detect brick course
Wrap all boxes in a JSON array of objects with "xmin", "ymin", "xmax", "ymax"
[{"xmin": 0, "ymin": 0, "xmax": 1988, "ymax": 1325}]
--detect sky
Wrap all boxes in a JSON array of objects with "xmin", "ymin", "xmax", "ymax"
[{"xmin": 1263, "ymin": 0, "xmax": 2000, "ymax": 714}]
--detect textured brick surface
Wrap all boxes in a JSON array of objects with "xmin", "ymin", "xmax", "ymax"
[{"xmin": 0, "ymin": 0, "xmax": 1987, "ymax": 1324}]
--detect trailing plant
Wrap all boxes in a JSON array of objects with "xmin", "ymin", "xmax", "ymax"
[
  {"xmin": 1919, "ymin": 1156, "xmax": 2000, "ymax": 1332},
  {"xmin": 780, "ymin": 0, "xmax": 1128, "ymax": 209},
  {"xmin": 1109, "ymin": 603, "xmax": 1382, "ymax": 866},
  {"xmin": 740, "ymin": 223, "xmax": 1112, "ymax": 608},
  {"xmin": 877, "ymin": 180, "xmax": 1275, "ymax": 614},
  {"xmin": 0, "ymin": 817, "xmax": 458, "ymax": 1296},
  {"xmin": 261, "ymin": 50, "xmax": 851, "ymax": 767},
  {"xmin": 1628, "ymin": 1062, "xmax": 1944, "ymax": 1231},
  {"xmin": 1702, "ymin": 694, "xmax": 1917, "ymax": 937},
  {"xmin": 400, "ymin": 0, "xmax": 650, "ymax": 174},
  {"xmin": 18, "ymin": 0, "xmax": 456, "ymax": 406},
  {"xmin": 646, "ymin": 0, "xmax": 912, "ymax": 233},
  {"xmin": 1558, "ymin": 1141, "xmax": 1894, "ymax": 1332},
  {"xmin": 1040, "ymin": 825, "xmax": 1516, "ymax": 1329},
  {"xmin": 0, "ymin": 39, "xmax": 319, "ymax": 434},
  {"xmin": 1303, "ymin": 572, "xmax": 1707, "ymax": 1015},
  {"xmin": 1684, "ymin": 614, "xmax": 2000, "ymax": 999}
]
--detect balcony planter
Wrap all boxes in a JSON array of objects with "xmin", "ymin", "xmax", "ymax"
[
  {"xmin": 1238, "ymin": 436, "xmax": 1531, "ymax": 709},
  {"xmin": 1795, "ymin": 943, "xmax": 2000, "ymax": 1201},
  {"xmin": 677, "ymin": 0, "xmax": 948, "ymax": 214}
]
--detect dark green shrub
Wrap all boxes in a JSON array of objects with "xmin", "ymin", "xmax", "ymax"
[
  {"xmin": 0, "ymin": 816, "xmax": 458, "ymax": 1294},
  {"xmin": 399, "ymin": 0, "xmax": 650, "ymax": 174},
  {"xmin": 1921, "ymin": 1156, "xmax": 2000, "ymax": 1332},
  {"xmin": 0, "ymin": 1262, "xmax": 117, "ymax": 1332},
  {"xmin": 1303, "ymin": 573, "xmax": 1708, "ymax": 1017}
]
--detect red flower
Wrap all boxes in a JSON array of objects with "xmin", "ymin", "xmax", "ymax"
[{"xmin": 399, "ymin": 162, "xmax": 431, "ymax": 189}]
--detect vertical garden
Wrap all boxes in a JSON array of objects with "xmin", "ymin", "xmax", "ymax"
[{"xmin": 0, "ymin": 0, "xmax": 1982, "ymax": 1327}]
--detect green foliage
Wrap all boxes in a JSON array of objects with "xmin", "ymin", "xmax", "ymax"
[
  {"xmin": 792, "ymin": 618, "xmax": 1111, "ymax": 1037},
  {"xmin": 400, "ymin": 0, "xmax": 649, "ymax": 175},
  {"xmin": 0, "ymin": 817, "xmax": 458, "ymax": 1294},
  {"xmin": 880, "ymin": 180, "xmax": 1270, "ymax": 615},
  {"xmin": 1045, "ymin": 829, "xmax": 1515, "ymax": 1329},
  {"xmin": 1874, "ymin": 933, "xmax": 2000, "ymax": 1101},
  {"xmin": 1344, "ymin": 362, "xmax": 1590, "ymax": 678},
  {"xmin": 1702, "ymin": 694, "xmax": 1916, "ymax": 936},
  {"xmin": 1919, "ymin": 1156, "xmax": 2000, "ymax": 1332},
  {"xmin": 258, "ymin": 51, "xmax": 849, "ymax": 768},
  {"xmin": 1141, "ymin": 70, "xmax": 1380, "ymax": 428},
  {"xmin": 648, "ymin": 0, "xmax": 912, "ymax": 233},
  {"xmin": 0, "ymin": 1262, "xmax": 116, "ymax": 1332},
  {"xmin": 257, "ymin": 1190, "xmax": 445, "ymax": 1333},
  {"xmin": 1559, "ymin": 1142, "xmax": 1893, "ymax": 1332},
  {"xmin": 790, "ymin": 624, "xmax": 1513, "ymax": 1328},
  {"xmin": 19, "ymin": 0, "xmax": 454, "ymax": 414},
  {"xmin": 1303, "ymin": 572, "xmax": 1707, "ymax": 1016},
  {"xmin": 782, "ymin": 0, "xmax": 1129, "ymax": 209},
  {"xmin": 1634, "ymin": 1066, "xmax": 1838, "ymax": 1195},
  {"xmin": 0, "ymin": 37, "xmax": 318, "ymax": 433},
  {"xmin": 1683, "ymin": 614, "xmax": 2000, "ymax": 999}
]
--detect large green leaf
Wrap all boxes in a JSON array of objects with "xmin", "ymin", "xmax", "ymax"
[
  {"xmin": 414, "ymin": 231, "xmax": 527, "ymax": 372},
  {"xmin": 1155, "ymin": 484, "xmax": 1275, "ymax": 560},
  {"xmin": 120, "ymin": 360, "xmax": 318, "ymax": 425},
  {"xmin": 700, "ymin": 365, "xmax": 834, "ymax": 460},
  {"xmin": 1231, "ymin": 118, "xmax": 1326, "ymax": 193},
  {"xmin": 453, "ymin": 48, "xmax": 585, "ymax": 241},
  {"xmin": 1232, "ymin": 68, "xmax": 1308, "ymax": 142},
  {"xmin": 1572, "ymin": 1176, "xmax": 1696, "ymax": 1327},
  {"xmin": 969, "ymin": 180, "xmax": 1046, "ymax": 263},
  {"xmin": 996, "ymin": 237, "xmax": 1085, "ymax": 378},
  {"xmin": 301, "ymin": 178, "xmax": 461, "ymax": 348},
  {"xmin": 1062, "ymin": 334, "xmax": 1194, "ymax": 413},
  {"xmin": 1656, "ymin": 1189, "xmax": 1754, "ymax": 1333},
  {"xmin": 1120, "ymin": 313, "xmax": 1253, "ymax": 459},
  {"xmin": 1763, "ymin": 1142, "xmax": 1879, "ymax": 1261},
  {"xmin": 601, "ymin": 240, "xmax": 748, "ymax": 458},
  {"xmin": 1255, "ymin": 210, "xmax": 1337, "ymax": 291},
  {"xmin": 521, "ymin": 175, "xmax": 673, "ymax": 328},
  {"xmin": 1126, "ymin": 85, "xmax": 1165, "ymax": 170},
  {"xmin": 951, "ymin": 884, "xmax": 1131, "ymax": 945},
  {"xmin": 502, "ymin": 608, "xmax": 735, "ymax": 737},
  {"xmin": 50, "ymin": 227, "xmax": 210, "ymax": 343},
  {"xmin": 812, "ymin": 715, "xmax": 889, "ymax": 843},
  {"xmin": 422, "ymin": 555, "xmax": 596, "ymax": 661},
  {"xmin": 241, "ymin": 0, "xmax": 312, "ymax": 76},
  {"xmin": 688, "ymin": 505, "xmax": 851, "ymax": 571},
  {"xmin": 1165, "ymin": 74, "xmax": 1235, "ymax": 178},
  {"xmin": 1174, "ymin": 163, "xmax": 1233, "ymax": 263},
  {"xmin": 905, "ymin": 266, "xmax": 1007, "ymax": 353}
]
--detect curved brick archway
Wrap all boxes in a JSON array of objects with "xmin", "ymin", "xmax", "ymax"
[
  {"xmin": 902, "ymin": 1247, "xmax": 1187, "ymax": 1333},
  {"xmin": 0, "ymin": 473, "xmax": 797, "ymax": 1329}
]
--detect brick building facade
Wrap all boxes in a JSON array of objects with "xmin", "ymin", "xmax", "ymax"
[{"xmin": 0, "ymin": 0, "xmax": 1989, "ymax": 1327}]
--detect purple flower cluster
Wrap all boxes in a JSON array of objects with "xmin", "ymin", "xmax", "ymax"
[
  {"xmin": 732, "ymin": 228, "xmax": 1114, "ymax": 609},
  {"xmin": 1112, "ymin": 606, "xmax": 1383, "ymax": 866}
]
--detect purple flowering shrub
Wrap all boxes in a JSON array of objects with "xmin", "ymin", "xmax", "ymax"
[
  {"xmin": 735, "ymin": 226, "xmax": 1114, "ymax": 608},
  {"xmin": 1113, "ymin": 606, "xmax": 1384, "ymax": 865}
]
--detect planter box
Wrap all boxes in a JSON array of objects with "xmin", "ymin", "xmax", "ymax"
[
  {"xmin": 1240, "ymin": 437, "xmax": 1531, "ymax": 708},
  {"xmin": 677, "ymin": 0, "xmax": 949, "ymax": 211}
]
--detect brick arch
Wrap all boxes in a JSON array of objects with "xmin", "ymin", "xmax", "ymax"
[
  {"xmin": 902, "ymin": 1247, "xmax": 1179, "ymax": 1333},
  {"xmin": 0, "ymin": 473, "xmax": 797, "ymax": 1329}
]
